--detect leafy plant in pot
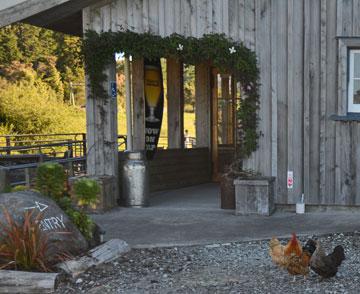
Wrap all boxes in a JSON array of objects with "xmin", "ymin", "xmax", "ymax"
[
  {"xmin": 221, "ymin": 148, "xmax": 276, "ymax": 215},
  {"xmin": 220, "ymin": 81, "xmax": 261, "ymax": 209}
]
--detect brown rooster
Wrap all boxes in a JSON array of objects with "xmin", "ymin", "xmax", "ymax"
[
  {"xmin": 283, "ymin": 233, "xmax": 312, "ymax": 280},
  {"xmin": 309, "ymin": 241, "xmax": 345, "ymax": 279},
  {"xmin": 269, "ymin": 233, "xmax": 314, "ymax": 281}
]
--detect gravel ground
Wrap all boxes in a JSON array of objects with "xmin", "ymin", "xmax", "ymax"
[{"xmin": 56, "ymin": 232, "xmax": 360, "ymax": 294}]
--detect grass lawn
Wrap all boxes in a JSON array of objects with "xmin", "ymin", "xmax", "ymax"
[{"xmin": 118, "ymin": 105, "xmax": 196, "ymax": 149}]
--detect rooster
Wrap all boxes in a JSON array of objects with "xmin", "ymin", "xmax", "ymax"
[
  {"xmin": 284, "ymin": 233, "xmax": 312, "ymax": 280},
  {"xmin": 269, "ymin": 233, "xmax": 314, "ymax": 281},
  {"xmin": 309, "ymin": 240, "xmax": 345, "ymax": 279}
]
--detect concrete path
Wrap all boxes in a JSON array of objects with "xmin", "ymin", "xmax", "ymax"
[{"xmin": 92, "ymin": 183, "xmax": 360, "ymax": 248}]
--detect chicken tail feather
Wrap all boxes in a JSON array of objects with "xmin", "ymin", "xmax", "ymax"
[{"xmin": 330, "ymin": 245, "xmax": 345, "ymax": 267}]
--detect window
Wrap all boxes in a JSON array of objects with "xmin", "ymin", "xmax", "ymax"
[
  {"xmin": 348, "ymin": 49, "xmax": 360, "ymax": 113},
  {"xmin": 332, "ymin": 37, "xmax": 360, "ymax": 120}
]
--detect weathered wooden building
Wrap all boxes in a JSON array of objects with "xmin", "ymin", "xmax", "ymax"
[{"xmin": 2, "ymin": 0, "xmax": 360, "ymax": 207}]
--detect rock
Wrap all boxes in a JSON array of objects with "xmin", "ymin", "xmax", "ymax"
[
  {"xmin": 205, "ymin": 244, "xmax": 220, "ymax": 248},
  {"xmin": 76, "ymin": 278, "xmax": 83, "ymax": 284},
  {"xmin": 0, "ymin": 191, "xmax": 88, "ymax": 260}
]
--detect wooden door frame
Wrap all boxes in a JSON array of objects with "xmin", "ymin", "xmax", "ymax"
[
  {"xmin": 211, "ymin": 68, "xmax": 219, "ymax": 181},
  {"xmin": 211, "ymin": 70, "xmax": 237, "ymax": 182}
]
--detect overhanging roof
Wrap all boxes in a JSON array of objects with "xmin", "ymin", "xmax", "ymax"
[{"xmin": 0, "ymin": 0, "xmax": 99, "ymax": 36}]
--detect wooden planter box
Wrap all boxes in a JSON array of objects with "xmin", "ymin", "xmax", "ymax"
[
  {"xmin": 68, "ymin": 175, "xmax": 118, "ymax": 213},
  {"xmin": 234, "ymin": 177, "xmax": 275, "ymax": 216},
  {"xmin": 220, "ymin": 174, "xmax": 236, "ymax": 209}
]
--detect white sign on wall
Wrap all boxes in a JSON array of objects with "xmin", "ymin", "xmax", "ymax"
[{"xmin": 287, "ymin": 171, "xmax": 294, "ymax": 189}]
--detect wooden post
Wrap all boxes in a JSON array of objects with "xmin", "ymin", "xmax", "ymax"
[
  {"xmin": 167, "ymin": 58, "xmax": 184, "ymax": 149},
  {"xmin": 132, "ymin": 57, "xmax": 145, "ymax": 151},
  {"xmin": 211, "ymin": 69, "xmax": 219, "ymax": 181},
  {"xmin": 85, "ymin": 57, "xmax": 118, "ymax": 178},
  {"xmin": 5, "ymin": 136, "xmax": 10, "ymax": 155},
  {"xmin": 82, "ymin": 7, "xmax": 118, "ymax": 202},
  {"xmin": 221, "ymin": 74, "xmax": 230, "ymax": 144},
  {"xmin": 82, "ymin": 133, "xmax": 87, "ymax": 156},
  {"xmin": 0, "ymin": 166, "xmax": 10, "ymax": 192},
  {"xmin": 125, "ymin": 57, "xmax": 133, "ymax": 151},
  {"xmin": 195, "ymin": 63, "xmax": 211, "ymax": 148},
  {"xmin": 0, "ymin": 270, "xmax": 59, "ymax": 293},
  {"xmin": 25, "ymin": 168, "xmax": 31, "ymax": 188}
]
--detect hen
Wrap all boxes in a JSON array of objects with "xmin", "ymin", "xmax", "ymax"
[
  {"xmin": 269, "ymin": 237, "xmax": 286, "ymax": 267},
  {"xmin": 269, "ymin": 233, "xmax": 313, "ymax": 281},
  {"xmin": 309, "ymin": 240, "xmax": 345, "ymax": 279}
]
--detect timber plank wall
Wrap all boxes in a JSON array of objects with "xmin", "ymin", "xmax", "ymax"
[
  {"xmin": 119, "ymin": 148, "xmax": 211, "ymax": 193},
  {"xmin": 85, "ymin": 0, "xmax": 360, "ymax": 206}
]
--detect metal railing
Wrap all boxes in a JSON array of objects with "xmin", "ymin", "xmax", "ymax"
[
  {"xmin": 0, "ymin": 133, "xmax": 87, "ymax": 157},
  {"xmin": 0, "ymin": 133, "xmax": 130, "ymax": 156},
  {"xmin": 0, "ymin": 133, "xmax": 196, "ymax": 187},
  {"xmin": 3, "ymin": 156, "xmax": 86, "ymax": 187}
]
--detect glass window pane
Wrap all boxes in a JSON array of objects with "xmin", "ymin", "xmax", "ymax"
[
  {"xmin": 353, "ymin": 79, "xmax": 360, "ymax": 104},
  {"xmin": 354, "ymin": 53, "xmax": 360, "ymax": 79}
]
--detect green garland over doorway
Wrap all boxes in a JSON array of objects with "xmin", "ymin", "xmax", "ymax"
[{"xmin": 83, "ymin": 30, "xmax": 260, "ymax": 160}]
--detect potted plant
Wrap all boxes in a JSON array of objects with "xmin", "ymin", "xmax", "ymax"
[
  {"xmin": 218, "ymin": 74, "xmax": 275, "ymax": 215},
  {"xmin": 221, "ymin": 158, "xmax": 275, "ymax": 216}
]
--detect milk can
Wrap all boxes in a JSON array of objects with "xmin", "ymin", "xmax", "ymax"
[{"xmin": 121, "ymin": 151, "xmax": 149, "ymax": 207}]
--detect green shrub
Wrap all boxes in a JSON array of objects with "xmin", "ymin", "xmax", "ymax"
[
  {"xmin": 36, "ymin": 162, "xmax": 65, "ymax": 201},
  {"xmin": 1, "ymin": 185, "xmax": 12, "ymax": 193},
  {"xmin": 57, "ymin": 196, "xmax": 73, "ymax": 211},
  {"xmin": 11, "ymin": 185, "xmax": 29, "ymax": 192},
  {"xmin": 35, "ymin": 168, "xmax": 95, "ymax": 242},
  {"xmin": 73, "ymin": 178, "xmax": 100, "ymax": 208},
  {"xmin": 0, "ymin": 123, "xmax": 14, "ymax": 136},
  {"xmin": 0, "ymin": 77, "xmax": 85, "ymax": 135},
  {"xmin": 47, "ymin": 194, "xmax": 95, "ymax": 242},
  {"xmin": 65, "ymin": 208, "xmax": 94, "ymax": 241}
]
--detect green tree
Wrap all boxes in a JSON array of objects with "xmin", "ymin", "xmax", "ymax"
[
  {"xmin": 14, "ymin": 24, "xmax": 57, "ymax": 64},
  {"xmin": 184, "ymin": 64, "xmax": 195, "ymax": 112},
  {"xmin": 34, "ymin": 56, "xmax": 64, "ymax": 98},
  {"xmin": 55, "ymin": 34, "xmax": 85, "ymax": 104},
  {"xmin": 0, "ymin": 23, "xmax": 85, "ymax": 104},
  {"xmin": 0, "ymin": 25, "xmax": 21, "ymax": 65}
]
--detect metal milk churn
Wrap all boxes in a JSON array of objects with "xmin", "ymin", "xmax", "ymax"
[{"xmin": 121, "ymin": 151, "xmax": 149, "ymax": 207}]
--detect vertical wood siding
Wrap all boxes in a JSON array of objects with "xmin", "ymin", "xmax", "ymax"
[
  {"xmin": 85, "ymin": 0, "xmax": 360, "ymax": 205},
  {"xmin": 83, "ymin": 4, "xmax": 118, "ymax": 178}
]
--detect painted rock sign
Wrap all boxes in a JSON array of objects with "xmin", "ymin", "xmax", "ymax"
[
  {"xmin": 24, "ymin": 200, "xmax": 67, "ymax": 231},
  {"xmin": 0, "ymin": 191, "xmax": 88, "ymax": 259},
  {"xmin": 144, "ymin": 58, "xmax": 164, "ymax": 159}
]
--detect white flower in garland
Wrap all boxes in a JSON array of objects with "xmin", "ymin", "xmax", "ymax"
[
  {"xmin": 229, "ymin": 46, "xmax": 236, "ymax": 54},
  {"xmin": 246, "ymin": 84, "xmax": 252, "ymax": 91},
  {"xmin": 177, "ymin": 44, "xmax": 184, "ymax": 51}
]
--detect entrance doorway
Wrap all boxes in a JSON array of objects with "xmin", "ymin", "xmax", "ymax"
[{"xmin": 211, "ymin": 70, "xmax": 239, "ymax": 181}]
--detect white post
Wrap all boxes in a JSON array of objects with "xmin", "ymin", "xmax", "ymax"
[{"xmin": 125, "ymin": 57, "xmax": 133, "ymax": 151}]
